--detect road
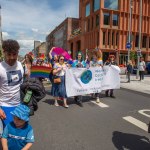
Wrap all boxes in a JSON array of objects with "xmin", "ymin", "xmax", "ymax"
[{"xmin": 30, "ymin": 87, "xmax": 150, "ymax": 150}]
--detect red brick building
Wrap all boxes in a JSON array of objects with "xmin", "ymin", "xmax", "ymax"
[
  {"xmin": 68, "ymin": 0, "xmax": 150, "ymax": 64},
  {"xmin": 46, "ymin": 18, "xmax": 79, "ymax": 57}
]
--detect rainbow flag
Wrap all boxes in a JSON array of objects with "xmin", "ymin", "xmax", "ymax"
[{"xmin": 30, "ymin": 66, "xmax": 52, "ymax": 78}]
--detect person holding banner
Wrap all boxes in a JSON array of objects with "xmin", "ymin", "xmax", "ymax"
[
  {"xmin": 104, "ymin": 55, "xmax": 117, "ymax": 98},
  {"xmin": 72, "ymin": 52, "xmax": 86, "ymax": 107},
  {"xmin": 90, "ymin": 51, "xmax": 103, "ymax": 103},
  {"xmin": 51, "ymin": 55, "xmax": 69, "ymax": 108}
]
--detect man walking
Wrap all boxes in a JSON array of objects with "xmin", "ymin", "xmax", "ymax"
[{"xmin": 0, "ymin": 39, "xmax": 24, "ymax": 127}]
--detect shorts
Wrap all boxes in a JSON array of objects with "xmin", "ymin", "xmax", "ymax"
[{"xmin": 1, "ymin": 106, "xmax": 16, "ymax": 128}]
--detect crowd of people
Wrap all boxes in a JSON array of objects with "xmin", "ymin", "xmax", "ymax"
[
  {"xmin": 0, "ymin": 39, "xmax": 146, "ymax": 150},
  {"xmin": 48, "ymin": 47, "xmax": 118, "ymax": 108}
]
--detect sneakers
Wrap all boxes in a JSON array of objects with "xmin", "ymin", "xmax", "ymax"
[{"xmin": 96, "ymin": 97, "xmax": 100, "ymax": 103}]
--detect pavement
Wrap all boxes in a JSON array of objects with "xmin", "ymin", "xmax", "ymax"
[{"xmin": 120, "ymin": 74, "xmax": 150, "ymax": 95}]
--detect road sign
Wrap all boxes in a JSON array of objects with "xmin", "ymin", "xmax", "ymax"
[
  {"xmin": 126, "ymin": 42, "xmax": 132, "ymax": 49},
  {"xmin": 137, "ymin": 49, "xmax": 142, "ymax": 57}
]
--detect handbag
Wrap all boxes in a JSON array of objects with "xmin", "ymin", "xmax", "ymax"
[{"xmin": 53, "ymin": 76, "xmax": 61, "ymax": 84}]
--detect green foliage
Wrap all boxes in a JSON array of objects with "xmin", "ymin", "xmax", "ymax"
[{"xmin": 130, "ymin": 51, "xmax": 137, "ymax": 60}]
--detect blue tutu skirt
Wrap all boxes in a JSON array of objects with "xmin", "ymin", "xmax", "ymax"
[{"xmin": 51, "ymin": 75, "xmax": 67, "ymax": 98}]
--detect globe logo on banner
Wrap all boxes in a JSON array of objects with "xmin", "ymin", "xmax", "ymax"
[{"xmin": 80, "ymin": 70, "xmax": 92, "ymax": 84}]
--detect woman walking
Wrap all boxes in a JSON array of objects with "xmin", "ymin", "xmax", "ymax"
[
  {"xmin": 51, "ymin": 55, "xmax": 69, "ymax": 108},
  {"xmin": 139, "ymin": 57, "xmax": 146, "ymax": 81},
  {"xmin": 90, "ymin": 50, "xmax": 103, "ymax": 103},
  {"xmin": 22, "ymin": 54, "xmax": 33, "ymax": 79},
  {"xmin": 72, "ymin": 52, "xmax": 86, "ymax": 107}
]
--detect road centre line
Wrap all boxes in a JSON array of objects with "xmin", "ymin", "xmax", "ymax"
[
  {"xmin": 123, "ymin": 116, "xmax": 148, "ymax": 132},
  {"xmin": 91, "ymin": 101, "xmax": 109, "ymax": 108}
]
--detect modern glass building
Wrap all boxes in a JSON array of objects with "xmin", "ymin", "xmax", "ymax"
[{"xmin": 68, "ymin": 0, "xmax": 150, "ymax": 65}]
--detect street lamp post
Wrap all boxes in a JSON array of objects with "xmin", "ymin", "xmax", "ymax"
[
  {"xmin": 136, "ymin": 0, "xmax": 142, "ymax": 79},
  {"xmin": 128, "ymin": 0, "xmax": 133, "ymax": 63}
]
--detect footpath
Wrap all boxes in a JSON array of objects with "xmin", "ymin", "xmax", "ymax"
[{"xmin": 120, "ymin": 74, "xmax": 150, "ymax": 95}]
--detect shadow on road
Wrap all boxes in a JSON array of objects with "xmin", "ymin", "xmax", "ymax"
[{"xmin": 112, "ymin": 131, "xmax": 150, "ymax": 150}]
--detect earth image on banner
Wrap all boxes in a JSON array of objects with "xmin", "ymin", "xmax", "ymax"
[{"xmin": 80, "ymin": 70, "xmax": 92, "ymax": 84}]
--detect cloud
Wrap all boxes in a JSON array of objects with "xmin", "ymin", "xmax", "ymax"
[
  {"xmin": 31, "ymin": 28, "xmax": 38, "ymax": 32},
  {"xmin": 0, "ymin": 0, "xmax": 79, "ymax": 56},
  {"xmin": 2, "ymin": 32, "xmax": 10, "ymax": 39},
  {"xmin": 17, "ymin": 40, "xmax": 34, "ymax": 56}
]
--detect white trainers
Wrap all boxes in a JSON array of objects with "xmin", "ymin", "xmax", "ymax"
[{"xmin": 96, "ymin": 97, "xmax": 100, "ymax": 103}]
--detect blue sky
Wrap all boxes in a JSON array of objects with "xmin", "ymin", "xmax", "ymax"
[{"xmin": 0, "ymin": 0, "xmax": 79, "ymax": 56}]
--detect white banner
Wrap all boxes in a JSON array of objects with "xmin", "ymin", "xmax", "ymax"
[{"xmin": 65, "ymin": 66, "xmax": 120, "ymax": 97}]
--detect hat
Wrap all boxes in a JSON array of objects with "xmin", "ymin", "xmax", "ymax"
[{"xmin": 11, "ymin": 104, "xmax": 30, "ymax": 122}]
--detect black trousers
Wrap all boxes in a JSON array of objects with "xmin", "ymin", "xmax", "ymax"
[
  {"xmin": 74, "ymin": 96, "xmax": 82, "ymax": 103},
  {"xmin": 127, "ymin": 72, "xmax": 131, "ymax": 82},
  {"xmin": 139, "ymin": 71, "xmax": 144, "ymax": 80},
  {"xmin": 106, "ymin": 89, "xmax": 114, "ymax": 96}
]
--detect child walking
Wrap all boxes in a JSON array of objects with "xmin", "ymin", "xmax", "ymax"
[{"xmin": 1, "ymin": 104, "xmax": 34, "ymax": 150}]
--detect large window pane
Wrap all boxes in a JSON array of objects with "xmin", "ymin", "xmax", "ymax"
[
  {"xmin": 135, "ymin": 35, "xmax": 139, "ymax": 47},
  {"xmin": 142, "ymin": 36, "xmax": 147, "ymax": 48},
  {"xmin": 86, "ymin": 3, "xmax": 90, "ymax": 17},
  {"xmin": 113, "ymin": 14, "xmax": 118, "ymax": 26},
  {"xmin": 104, "ymin": 13, "xmax": 110, "ymax": 25},
  {"xmin": 104, "ymin": 0, "xmax": 118, "ymax": 10},
  {"xmin": 103, "ymin": 31, "xmax": 106, "ymax": 45},
  {"xmin": 93, "ymin": 0, "xmax": 100, "ymax": 11},
  {"xmin": 96, "ymin": 14, "xmax": 99, "ymax": 27}
]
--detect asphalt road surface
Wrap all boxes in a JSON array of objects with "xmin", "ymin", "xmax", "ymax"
[{"xmin": 30, "ymin": 87, "xmax": 150, "ymax": 150}]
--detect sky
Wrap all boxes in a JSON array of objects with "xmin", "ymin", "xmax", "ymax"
[{"xmin": 0, "ymin": 0, "xmax": 79, "ymax": 56}]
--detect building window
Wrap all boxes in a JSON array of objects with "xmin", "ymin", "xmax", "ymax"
[
  {"xmin": 103, "ymin": 31, "xmax": 106, "ymax": 45},
  {"xmin": 104, "ymin": 13, "xmax": 110, "ymax": 25},
  {"xmin": 71, "ymin": 43, "xmax": 73, "ymax": 57},
  {"xmin": 96, "ymin": 14, "xmax": 99, "ymax": 27},
  {"xmin": 116, "ymin": 33, "xmax": 118, "ymax": 46},
  {"xmin": 113, "ymin": 14, "xmax": 118, "ymax": 26},
  {"xmin": 93, "ymin": 0, "xmax": 100, "ymax": 11},
  {"xmin": 97, "ymin": 32, "xmax": 99, "ymax": 46},
  {"xmin": 87, "ymin": 19, "xmax": 90, "ymax": 32},
  {"xmin": 104, "ymin": 0, "xmax": 118, "ymax": 10},
  {"xmin": 91, "ymin": 17, "xmax": 94, "ymax": 29},
  {"xmin": 135, "ymin": 35, "xmax": 139, "ymax": 47},
  {"xmin": 108, "ymin": 32, "xmax": 110, "ymax": 45},
  {"xmin": 77, "ymin": 41, "xmax": 81, "ymax": 51},
  {"xmin": 142, "ymin": 36, "xmax": 147, "ymax": 48},
  {"xmin": 112, "ymin": 32, "xmax": 114, "ymax": 45},
  {"xmin": 86, "ymin": 3, "xmax": 90, "ymax": 17}
]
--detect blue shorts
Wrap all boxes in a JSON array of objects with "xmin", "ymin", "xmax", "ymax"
[{"xmin": 1, "ymin": 106, "xmax": 16, "ymax": 127}]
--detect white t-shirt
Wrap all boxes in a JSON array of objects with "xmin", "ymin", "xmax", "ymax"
[
  {"xmin": 54, "ymin": 63, "xmax": 67, "ymax": 76},
  {"xmin": 139, "ymin": 61, "xmax": 146, "ymax": 71},
  {"xmin": 0, "ymin": 61, "xmax": 24, "ymax": 107}
]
